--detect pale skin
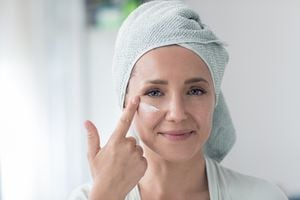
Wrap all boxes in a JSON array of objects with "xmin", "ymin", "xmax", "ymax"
[{"xmin": 86, "ymin": 45, "xmax": 215, "ymax": 200}]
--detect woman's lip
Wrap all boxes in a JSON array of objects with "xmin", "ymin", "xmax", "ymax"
[
  {"xmin": 159, "ymin": 130, "xmax": 194, "ymax": 135},
  {"xmin": 158, "ymin": 131, "xmax": 194, "ymax": 141}
]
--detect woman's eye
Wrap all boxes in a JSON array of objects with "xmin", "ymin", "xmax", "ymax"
[
  {"xmin": 145, "ymin": 89, "xmax": 163, "ymax": 97},
  {"xmin": 187, "ymin": 88, "xmax": 206, "ymax": 96}
]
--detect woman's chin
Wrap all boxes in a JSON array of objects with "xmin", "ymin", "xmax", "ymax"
[
  {"xmin": 145, "ymin": 145, "xmax": 202, "ymax": 164},
  {"xmin": 160, "ymin": 150, "xmax": 201, "ymax": 163}
]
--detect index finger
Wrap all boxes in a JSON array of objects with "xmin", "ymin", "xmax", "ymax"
[{"xmin": 112, "ymin": 96, "xmax": 140, "ymax": 139}]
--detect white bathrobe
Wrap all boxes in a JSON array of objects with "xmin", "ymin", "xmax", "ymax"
[{"xmin": 68, "ymin": 157, "xmax": 287, "ymax": 200}]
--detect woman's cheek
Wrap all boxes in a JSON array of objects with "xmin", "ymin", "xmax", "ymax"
[
  {"xmin": 134, "ymin": 102, "xmax": 164, "ymax": 134},
  {"xmin": 137, "ymin": 102, "xmax": 163, "ymax": 122},
  {"xmin": 187, "ymin": 100, "xmax": 214, "ymax": 128}
]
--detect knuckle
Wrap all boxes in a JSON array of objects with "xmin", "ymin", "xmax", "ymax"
[
  {"xmin": 136, "ymin": 145, "xmax": 143, "ymax": 154},
  {"xmin": 126, "ymin": 137, "xmax": 137, "ymax": 144},
  {"xmin": 132, "ymin": 146, "xmax": 144, "ymax": 160},
  {"xmin": 120, "ymin": 115, "xmax": 131, "ymax": 125},
  {"xmin": 126, "ymin": 137, "xmax": 136, "ymax": 147},
  {"xmin": 138, "ymin": 157, "xmax": 147, "ymax": 172},
  {"xmin": 126, "ymin": 142, "xmax": 135, "ymax": 152}
]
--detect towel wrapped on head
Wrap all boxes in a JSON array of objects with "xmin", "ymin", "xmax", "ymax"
[{"xmin": 112, "ymin": 0, "xmax": 236, "ymax": 162}]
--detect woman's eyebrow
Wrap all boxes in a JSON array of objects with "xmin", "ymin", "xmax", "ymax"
[
  {"xmin": 145, "ymin": 79, "xmax": 168, "ymax": 85},
  {"xmin": 144, "ymin": 77, "xmax": 209, "ymax": 85},
  {"xmin": 184, "ymin": 77, "xmax": 209, "ymax": 84}
]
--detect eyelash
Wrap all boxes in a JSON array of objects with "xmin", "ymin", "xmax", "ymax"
[
  {"xmin": 187, "ymin": 88, "xmax": 207, "ymax": 96},
  {"xmin": 145, "ymin": 89, "xmax": 163, "ymax": 97},
  {"xmin": 144, "ymin": 88, "xmax": 207, "ymax": 97}
]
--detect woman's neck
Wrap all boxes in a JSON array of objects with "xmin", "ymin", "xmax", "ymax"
[{"xmin": 138, "ymin": 149, "xmax": 209, "ymax": 200}]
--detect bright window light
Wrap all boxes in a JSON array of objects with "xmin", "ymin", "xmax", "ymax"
[{"xmin": 0, "ymin": 61, "xmax": 39, "ymax": 200}]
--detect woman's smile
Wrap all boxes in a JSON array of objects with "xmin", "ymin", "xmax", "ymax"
[{"xmin": 158, "ymin": 130, "xmax": 195, "ymax": 141}]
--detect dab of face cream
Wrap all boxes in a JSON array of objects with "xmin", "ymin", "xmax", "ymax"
[{"xmin": 139, "ymin": 102, "xmax": 159, "ymax": 113}]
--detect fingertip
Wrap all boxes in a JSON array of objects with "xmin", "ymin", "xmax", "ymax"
[
  {"xmin": 84, "ymin": 120, "xmax": 97, "ymax": 134},
  {"xmin": 84, "ymin": 120, "xmax": 91, "ymax": 130}
]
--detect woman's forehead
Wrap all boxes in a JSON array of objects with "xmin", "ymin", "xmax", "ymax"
[{"xmin": 133, "ymin": 45, "xmax": 212, "ymax": 81}]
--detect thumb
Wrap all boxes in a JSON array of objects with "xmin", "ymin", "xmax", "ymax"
[{"xmin": 84, "ymin": 120, "xmax": 101, "ymax": 160}]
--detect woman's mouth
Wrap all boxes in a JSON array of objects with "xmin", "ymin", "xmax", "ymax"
[{"xmin": 158, "ymin": 130, "xmax": 194, "ymax": 141}]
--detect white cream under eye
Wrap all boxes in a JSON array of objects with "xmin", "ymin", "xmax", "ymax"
[{"xmin": 139, "ymin": 102, "xmax": 159, "ymax": 113}]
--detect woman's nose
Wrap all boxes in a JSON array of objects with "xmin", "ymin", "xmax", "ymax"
[{"xmin": 165, "ymin": 96, "xmax": 188, "ymax": 123}]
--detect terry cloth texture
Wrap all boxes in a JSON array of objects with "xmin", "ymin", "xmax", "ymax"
[{"xmin": 112, "ymin": 0, "xmax": 236, "ymax": 162}]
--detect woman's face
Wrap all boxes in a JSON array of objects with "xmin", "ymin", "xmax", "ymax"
[{"xmin": 126, "ymin": 45, "xmax": 215, "ymax": 163}]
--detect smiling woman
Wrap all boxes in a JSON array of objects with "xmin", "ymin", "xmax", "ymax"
[
  {"xmin": 127, "ymin": 46, "xmax": 215, "ymax": 164},
  {"xmin": 68, "ymin": 1, "xmax": 288, "ymax": 200}
]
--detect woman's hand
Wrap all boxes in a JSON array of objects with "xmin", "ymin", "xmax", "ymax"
[{"xmin": 85, "ymin": 96, "xmax": 147, "ymax": 200}]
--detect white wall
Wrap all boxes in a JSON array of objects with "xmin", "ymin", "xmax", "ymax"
[
  {"xmin": 0, "ymin": 0, "xmax": 88, "ymax": 199},
  {"xmin": 88, "ymin": 30, "xmax": 120, "ymax": 145},
  {"xmin": 88, "ymin": 0, "xmax": 300, "ymax": 196}
]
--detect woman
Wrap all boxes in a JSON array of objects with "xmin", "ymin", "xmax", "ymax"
[{"xmin": 69, "ymin": 1, "xmax": 288, "ymax": 199}]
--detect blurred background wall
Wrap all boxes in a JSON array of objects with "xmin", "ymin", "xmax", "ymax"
[
  {"xmin": 185, "ymin": 0, "xmax": 300, "ymax": 196},
  {"xmin": 0, "ymin": 0, "xmax": 299, "ymax": 199},
  {"xmin": 0, "ymin": 0, "xmax": 89, "ymax": 199}
]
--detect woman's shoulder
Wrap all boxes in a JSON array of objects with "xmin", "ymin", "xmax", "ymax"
[
  {"xmin": 223, "ymin": 168, "xmax": 288, "ymax": 200},
  {"xmin": 206, "ymin": 157, "xmax": 288, "ymax": 200}
]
